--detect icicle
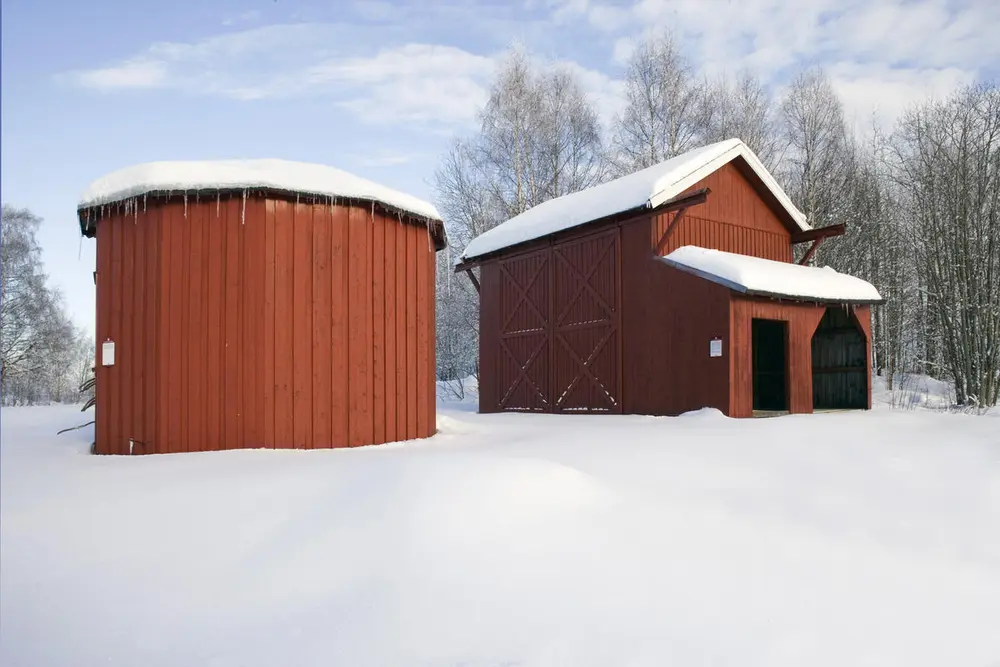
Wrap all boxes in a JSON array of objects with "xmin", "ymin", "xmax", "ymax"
[
  {"xmin": 134, "ymin": 198, "xmax": 138, "ymax": 225},
  {"xmin": 183, "ymin": 193, "xmax": 188, "ymax": 218},
  {"xmin": 371, "ymin": 201, "xmax": 375, "ymax": 223},
  {"xmin": 241, "ymin": 189, "xmax": 247, "ymax": 225},
  {"xmin": 143, "ymin": 194, "xmax": 147, "ymax": 212},
  {"xmin": 216, "ymin": 192, "xmax": 221, "ymax": 218},
  {"xmin": 78, "ymin": 235, "xmax": 83, "ymax": 260}
]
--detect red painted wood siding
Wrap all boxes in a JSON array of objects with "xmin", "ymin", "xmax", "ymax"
[
  {"xmin": 92, "ymin": 194, "xmax": 437, "ymax": 454},
  {"xmin": 620, "ymin": 224, "xmax": 732, "ymax": 415},
  {"xmin": 729, "ymin": 297, "xmax": 827, "ymax": 417},
  {"xmin": 652, "ymin": 162, "xmax": 793, "ymax": 262}
]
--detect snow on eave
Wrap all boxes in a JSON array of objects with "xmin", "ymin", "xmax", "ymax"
[
  {"xmin": 76, "ymin": 159, "xmax": 443, "ymax": 224},
  {"xmin": 647, "ymin": 141, "xmax": 808, "ymax": 232},
  {"xmin": 660, "ymin": 246, "xmax": 884, "ymax": 305},
  {"xmin": 459, "ymin": 139, "xmax": 809, "ymax": 262}
]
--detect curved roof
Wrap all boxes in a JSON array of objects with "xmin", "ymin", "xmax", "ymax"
[
  {"xmin": 78, "ymin": 158, "xmax": 442, "ymax": 222},
  {"xmin": 661, "ymin": 246, "xmax": 883, "ymax": 304},
  {"xmin": 460, "ymin": 139, "xmax": 809, "ymax": 261}
]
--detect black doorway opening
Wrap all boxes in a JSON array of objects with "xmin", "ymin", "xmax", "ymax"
[
  {"xmin": 812, "ymin": 307, "xmax": 867, "ymax": 410},
  {"xmin": 752, "ymin": 318, "xmax": 788, "ymax": 412}
]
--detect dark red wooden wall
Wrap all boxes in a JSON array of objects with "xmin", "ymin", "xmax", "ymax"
[
  {"xmin": 652, "ymin": 162, "xmax": 793, "ymax": 261},
  {"xmin": 92, "ymin": 193, "xmax": 437, "ymax": 454}
]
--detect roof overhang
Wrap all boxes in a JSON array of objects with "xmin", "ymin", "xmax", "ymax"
[
  {"xmin": 78, "ymin": 188, "xmax": 448, "ymax": 251},
  {"xmin": 660, "ymin": 246, "xmax": 885, "ymax": 305}
]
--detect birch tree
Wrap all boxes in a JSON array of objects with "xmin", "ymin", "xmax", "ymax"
[
  {"xmin": 889, "ymin": 83, "xmax": 1000, "ymax": 406},
  {"xmin": 779, "ymin": 69, "xmax": 857, "ymax": 233},
  {"xmin": 1, "ymin": 205, "xmax": 85, "ymax": 405},
  {"xmin": 433, "ymin": 47, "xmax": 606, "ymax": 387},
  {"xmin": 704, "ymin": 71, "xmax": 783, "ymax": 171},
  {"xmin": 610, "ymin": 32, "xmax": 710, "ymax": 174}
]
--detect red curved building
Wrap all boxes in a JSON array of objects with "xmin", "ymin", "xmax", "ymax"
[{"xmin": 79, "ymin": 159, "xmax": 447, "ymax": 454}]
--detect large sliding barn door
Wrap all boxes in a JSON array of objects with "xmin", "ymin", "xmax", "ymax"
[
  {"xmin": 495, "ymin": 230, "xmax": 621, "ymax": 413},
  {"xmin": 497, "ymin": 248, "xmax": 552, "ymax": 411},
  {"xmin": 552, "ymin": 230, "xmax": 621, "ymax": 412}
]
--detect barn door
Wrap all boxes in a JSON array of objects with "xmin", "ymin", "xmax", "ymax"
[
  {"xmin": 552, "ymin": 230, "xmax": 621, "ymax": 413},
  {"xmin": 812, "ymin": 307, "xmax": 867, "ymax": 409},
  {"xmin": 497, "ymin": 248, "xmax": 552, "ymax": 411}
]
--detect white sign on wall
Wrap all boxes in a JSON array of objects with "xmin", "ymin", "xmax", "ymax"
[
  {"xmin": 102, "ymin": 340, "xmax": 115, "ymax": 366},
  {"xmin": 709, "ymin": 338, "xmax": 723, "ymax": 358}
]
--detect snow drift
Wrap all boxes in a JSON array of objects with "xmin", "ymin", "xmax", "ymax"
[{"xmin": 1, "ymin": 402, "xmax": 998, "ymax": 666}]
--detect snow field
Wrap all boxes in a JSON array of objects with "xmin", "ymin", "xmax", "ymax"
[{"xmin": 1, "ymin": 401, "xmax": 998, "ymax": 666}]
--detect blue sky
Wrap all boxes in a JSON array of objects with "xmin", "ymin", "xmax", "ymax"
[{"xmin": 2, "ymin": 0, "xmax": 997, "ymax": 335}]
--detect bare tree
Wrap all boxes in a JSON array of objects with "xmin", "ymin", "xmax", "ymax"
[
  {"xmin": 889, "ymin": 83, "xmax": 1000, "ymax": 407},
  {"xmin": 433, "ymin": 46, "xmax": 607, "ymax": 387},
  {"xmin": 704, "ymin": 70, "xmax": 783, "ymax": 171},
  {"xmin": 1, "ymin": 205, "xmax": 85, "ymax": 405},
  {"xmin": 610, "ymin": 32, "xmax": 710, "ymax": 174},
  {"xmin": 779, "ymin": 69, "xmax": 857, "ymax": 234}
]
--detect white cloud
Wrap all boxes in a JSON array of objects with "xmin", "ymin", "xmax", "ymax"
[
  {"xmin": 222, "ymin": 10, "xmax": 262, "ymax": 27},
  {"xmin": 73, "ymin": 59, "xmax": 167, "ymax": 90},
  {"xmin": 64, "ymin": 27, "xmax": 497, "ymax": 127},
  {"xmin": 550, "ymin": 0, "xmax": 999, "ymax": 130}
]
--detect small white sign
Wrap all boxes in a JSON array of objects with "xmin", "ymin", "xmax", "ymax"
[
  {"xmin": 102, "ymin": 340, "xmax": 115, "ymax": 366},
  {"xmin": 709, "ymin": 338, "xmax": 723, "ymax": 358}
]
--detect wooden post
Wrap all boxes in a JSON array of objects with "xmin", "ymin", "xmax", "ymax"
[{"xmin": 465, "ymin": 268, "xmax": 480, "ymax": 293}]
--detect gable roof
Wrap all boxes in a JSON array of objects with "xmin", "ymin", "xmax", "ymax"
[
  {"xmin": 459, "ymin": 139, "xmax": 809, "ymax": 262},
  {"xmin": 78, "ymin": 159, "xmax": 442, "ymax": 223},
  {"xmin": 660, "ymin": 246, "xmax": 883, "ymax": 304}
]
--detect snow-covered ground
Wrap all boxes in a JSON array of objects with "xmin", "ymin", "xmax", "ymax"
[{"xmin": 2, "ymin": 394, "xmax": 998, "ymax": 666}]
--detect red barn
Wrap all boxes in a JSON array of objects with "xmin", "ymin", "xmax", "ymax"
[
  {"xmin": 79, "ymin": 159, "xmax": 446, "ymax": 454},
  {"xmin": 455, "ymin": 139, "xmax": 882, "ymax": 417}
]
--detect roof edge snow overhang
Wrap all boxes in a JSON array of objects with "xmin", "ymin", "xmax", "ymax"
[
  {"xmin": 645, "ymin": 147, "xmax": 810, "ymax": 237},
  {"xmin": 661, "ymin": 257, "xmax": 886, "ymax": 306},
  {"xmin": 452, "ymin": 189, "xmax": 711, "ymax": 273},
  {"xmin": 78, "ymin": 187, "xmax": 448, "ymax": 250}
]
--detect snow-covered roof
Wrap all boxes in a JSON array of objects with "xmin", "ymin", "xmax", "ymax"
[
  {"xmin": 460, "ymin": 139, "xmax": 808, "ymax": 261},
  {"xmin": 660, "ymin": 246, "xmax": 883, "ymax": 304},
  {"xmin": 78, "ymin": 159, "xmax": 442, "ymax": 222}
]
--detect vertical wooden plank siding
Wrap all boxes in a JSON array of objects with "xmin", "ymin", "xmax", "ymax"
[
  {"xmin": 145, "ymin": 204, "xmax": 161, "ymax": 451},
  {"xmin": 312, "ymin": 203, "xmax": 333, "ymax": 448},
  {"xmin": 187, "ymin": 200, "xmax": 204, "ymax": 452},
  {"xmin": 331, "ymin": 204, "xmax": 350, "ymax": 447},
  {"xmin": 292, "ymin": 202, "xmax": 313, "ymax": 449},
  {"xmin": 347, "ymin": 205, "xmax": 370, "ymax": 446},
  {"xmin": 263, "ymin": 198, "xmax": 277, "ymax": 448},
  {"xmin": 415, "ymin": 225, "xmax": 429, "ymax": 436},
  {"xmin": 243, "ymin": 197, "xmax": 266, "ymax": 448},
  {"xmin": 372, "ymin": 210, "xmax": 386, "ymax": 446},
  {"xmin": 90, "ymin": 196, "xmax": 439, "ymax": 454},
  {"xmin": 729, "ymin": 297, "xmax": 827, "ymax": 417},
  {"xmin": 119, "ymin": 205, "xmax": 135, "ymax": 454},
  {"xmin": 426, "ymin": 231, "xmax": 437, "ymax": 434},
  {"xmin": 395, "ymin": 217, "xmax": 409, "ymax": 437},
  {"xmin": 384, "ymin": 217, "xmax": 398, "ymax": 443},
  {"xmin": 206, "ymin": 201, "xmax": 224, "ymax": 451},
  {"xmin": 651, "ymin": 162, "xmax": 793, "ymax": 262},
  {"xmin": 406, "ymin": 223, "xmax": 419, "ymax": 439},
  {"xmin": 273, "ymin": 199, "xmax": 294, "ymax": 448},
  {"xmin": 853, "ymin": 306, "xmax": 874, "ymax": 409}
]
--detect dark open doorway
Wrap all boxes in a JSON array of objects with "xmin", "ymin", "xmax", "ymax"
[
  {"xmin": 752, "ymin": 318, "xmax": 788, "ymax": 412},
  {"xmin": 812, "ymin": 307, "xmax": 867, "ymax": 410}
]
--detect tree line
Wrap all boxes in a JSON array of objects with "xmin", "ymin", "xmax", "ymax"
[
  {"xmin": 1, "ymin": 205, "xmax": 94, "ymax": 406},
  {"xmin": 435, "ymin": 36, "xmax": 1000, "ymax": 408}
]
